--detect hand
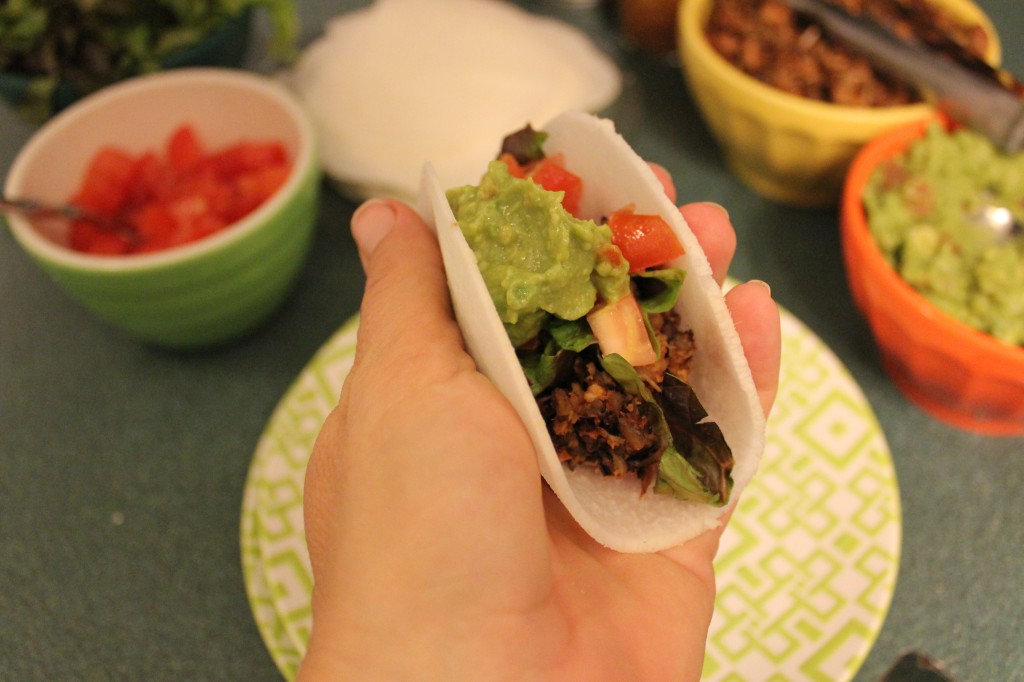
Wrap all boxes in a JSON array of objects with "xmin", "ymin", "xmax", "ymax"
[{"xmin": 299, "ymin": 174, "xmax": 781, "ymax": 681}]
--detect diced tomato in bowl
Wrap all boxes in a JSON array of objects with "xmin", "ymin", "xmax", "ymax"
[
  {"xmin": 3, "ymin": 68, "xmax": 321, "ymax": 349},
  {"xmin": 68, "ymin": 123, "xmax": 293, "ymax": 256}
]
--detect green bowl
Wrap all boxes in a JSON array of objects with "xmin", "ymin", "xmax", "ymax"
[{"xmin": 3, "ymin": 68, "xmax": 321, "ymax": 349}]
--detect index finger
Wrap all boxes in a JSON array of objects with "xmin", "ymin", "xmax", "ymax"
[
  {"xmin": 680, "ymin": 202, "xmax": 736, "ymax": 287},
  {"xmin": 649, "ymin": 163, "xmax": 737, "ymax": 286}
]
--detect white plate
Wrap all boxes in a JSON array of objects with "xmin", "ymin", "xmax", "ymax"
[{"xmin": 240, "ymin": 309, "xmax": 900, "ymax": 680}]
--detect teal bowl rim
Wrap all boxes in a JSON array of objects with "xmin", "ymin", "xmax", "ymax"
[{"xmin": 4, "ymin": 67, "xmax": 318, "ymax": 275}]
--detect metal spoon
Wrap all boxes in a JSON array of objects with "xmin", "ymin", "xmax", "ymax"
[
  {"xmin": 1, "ymin": 195, "xmax": 139, "ymax": 243},
  {"xmin": 968, "ymin": 199, "xmax": 1024, "ymax": 244}
]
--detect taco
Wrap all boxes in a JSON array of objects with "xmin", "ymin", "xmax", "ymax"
[{"xmin": 418, "ymin": 111, "xmax": 764, "ymax": 553}]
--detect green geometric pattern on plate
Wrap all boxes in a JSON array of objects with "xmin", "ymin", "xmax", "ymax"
[
  {"xmin": 702, "ymin": 312, "xmax": 901, "ymax": 681},
  {"xmin": 239, "ymin": 309, "xmax": 901, "ymax": 682},
  {"xmin": 253, "ymin": 317, "xmax": 358, "ymax": 658},
  {"xmin": 240, "ymin": 445, "xmax": 304, "ymax": 679}
]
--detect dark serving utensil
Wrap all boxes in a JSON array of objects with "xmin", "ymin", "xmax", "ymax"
[
  {"xmin": 879, "ymin": 651, "xmax": 958, "ymax": 681},
  {"xmin": 779, "ymin": 0, "xmax": 1024, "ymax": 153}
]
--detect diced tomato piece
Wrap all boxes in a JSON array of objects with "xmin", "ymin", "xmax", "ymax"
[
  {"xmin": 127, "ymin": 152, "xmax": 165, "ymax": 205},
  {"xmin": 233, "ymin": 164, "xmax": 289, "ymax": 219},
  {"xmin": 87, "ymin": 231, "xmax": 133, "ymax": 255},
  {"xmin": 598, "ymin": 243, "xmax": 624, "ymax": 269},
  {"xmin": 169, "ymin": 195, "xmax": 212, "ymax": 234},
  {"xmin": 188, "ymin": 213, "xmax": 228, "ymax": 242},
  {"xmin": 606, "ymin": 205, "xmax": 685, "ymax": 273},
  {"xmin": 208, "ymin": 141, "xmax": 289, "ymax": 177},
  {"xmin": 499, "ymin": 153, "xmax": 527, "ymax": 179},
  {"xmin": 132, "ymin": 203, "xmax": 177, "ymax": 240},
  {"xmin": 73, "ymin": 147, "xmax": 137, "ymax": 215},
  {"xmin": 166, "ymin": 125, "xmax": 205, "ymax": 172},
  {"xmin": 201, "ymin": 178, "xmax": 236, "ymax": 220},
  {"xmin": 68, "ymin": 219, "xmax": 132, "ymax": 255},
  {"xmin": 167, "ymin": 167, "xmax": 234, "ymax": 218},
  {"xmin": 134, "ymin": 232, "xmax": 177, "ymax": 254},
  {"xmin": 526, "ymin": 154, "xmax": 583, "ymax": 217},
  {"xmin": 254, "ymin": 164, "xmax": 290, "ymax": 198}
]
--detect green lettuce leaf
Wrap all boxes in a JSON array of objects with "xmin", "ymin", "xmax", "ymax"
[
  {"xmin": 653, "ymin": 374, "xmax": 732, "ymax": 505},
  {"xmin": 520, "ymin": 339, "xmax": 567, "ymax": 396},
  {"xmin": 520, "ymin": 317, "xmax": 596, "ymax": 396},
  {"xmin": 598, "ymin": 352, "xmax": 653, "ymax": 399},
  {"xmin": 634, "ymin": 267, "xmax": 686, "ymax": 314},
  {"xmin": 547, "ymin": 317, "xmax": 596, "ymax": 352},
  {"xmin": 499, "ymin": 125, "xmax": 549, "ymax": 165},
  {"xmin": 600, "ymin": 354, "xmax": 731, "ymax": 506}
]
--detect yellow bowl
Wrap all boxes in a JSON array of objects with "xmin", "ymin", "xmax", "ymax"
[{"xmin": 677, "ymin": 0, "xmax": 1000, "ymax": 207}]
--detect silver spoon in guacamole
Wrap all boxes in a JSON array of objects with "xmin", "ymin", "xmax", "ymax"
[{"xmin": 969, "ymin": 199, "xmax": 1024, "ymax": 244}]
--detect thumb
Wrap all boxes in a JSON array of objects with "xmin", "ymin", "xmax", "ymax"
[{"xmin": 349, "ymin": 199, "xmax": 471, "ymax": 391}]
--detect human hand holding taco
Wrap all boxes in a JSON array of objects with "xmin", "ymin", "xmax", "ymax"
[{"xmin": 300, "ymin": 118, "xmax": 779, "ymax": 679}]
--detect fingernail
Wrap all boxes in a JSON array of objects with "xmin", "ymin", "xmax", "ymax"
[
  {"xmin": 701, "ymin": 201, "xmax": 730, "ymax": 220},
  {"xmin": 351, "ymin": 199, "xmax": 397, "ymax": 255},
  {"xmin": 749, "ymin": 279, "xmax": 772, "ymax": 297}
]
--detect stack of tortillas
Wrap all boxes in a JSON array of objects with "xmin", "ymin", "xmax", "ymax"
[{"xmin": 285, "ymin": 0, "xmax": 621, "ymax": 200}]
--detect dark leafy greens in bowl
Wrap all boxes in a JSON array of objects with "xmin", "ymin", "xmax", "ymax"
[{"xmin": 0, "ymin": 0, "xmax": 297, "ymax": 121}]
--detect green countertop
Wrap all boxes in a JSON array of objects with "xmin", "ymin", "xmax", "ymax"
[{"xmin": 1, "ymin": 2, "xmax": 1021, "ymax": 680}]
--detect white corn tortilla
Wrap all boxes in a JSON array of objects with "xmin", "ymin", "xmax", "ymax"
[
  {"xmin": 287, "ymin": 0, "xmax": 621, "ymax": 201},
  {"xmin": 419, "ymin": 111, "xmax": 765, "ymax": 553}
]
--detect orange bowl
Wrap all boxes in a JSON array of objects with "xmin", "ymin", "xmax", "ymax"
[{"xmin": 840, "ymin": 118, "xmax": 1024, "ymax": 435}]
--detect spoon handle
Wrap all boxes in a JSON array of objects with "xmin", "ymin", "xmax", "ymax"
[
  {"xmin": 0, "ymin": 196, "xmax": 89, "ymax": 222},
  {"xmin": 1, "ymin": 196, "xmax": 139, "ymax": 244}
]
